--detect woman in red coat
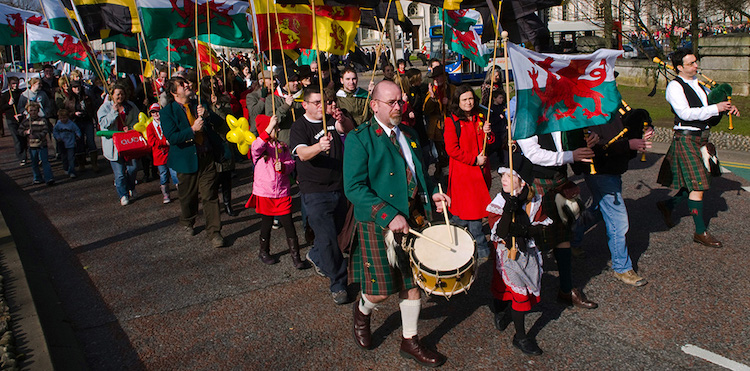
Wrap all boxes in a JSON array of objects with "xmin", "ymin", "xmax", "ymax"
[{"xmin": 444, "ymin": 84, "xmax": 494, "ymax": 259}]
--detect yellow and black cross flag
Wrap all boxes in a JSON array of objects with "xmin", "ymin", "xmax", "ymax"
[{"xmin": 72, "ymin": 0, "xmax": 141, "ymax": 40}]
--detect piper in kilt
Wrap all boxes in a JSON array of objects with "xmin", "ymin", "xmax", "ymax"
[
  {"xmin": 656, "ymin": 49, "xmax": 739, "ymax": 248},
  {"xmin": 344, "ymin": 81, "xmax": 450, "ymax": 368},
  {"xmin": 517, "ymin": 132, "xmax": 599, "ymax": 309}
]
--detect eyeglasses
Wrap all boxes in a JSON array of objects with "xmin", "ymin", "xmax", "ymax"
[
  {"xmin": 374, "ymin": 99, "xmax": 405, "ymax": 108},
  {"xmin": 305, "ymin": 100, "xmax": 322, "ymax": 106},
  {"xmin": 325, "ymin": 100, "xmax": 336, "ymax": 105}
]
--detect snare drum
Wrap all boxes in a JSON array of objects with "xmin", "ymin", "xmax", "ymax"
[{"xmin": 408, "ymin": 224, "xmax": 476, "ymax": 298}]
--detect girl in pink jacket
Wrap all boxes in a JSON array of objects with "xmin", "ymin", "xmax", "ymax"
[{"xmin": 246, "ymin": 114, "xmax": 308, "ymax": 270}]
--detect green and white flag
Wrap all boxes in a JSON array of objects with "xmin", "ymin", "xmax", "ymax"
[
  {"xmin": 139, "ymin": 0, "xmax": 253, "ymax": 47},
  {"xmin": 508, "ymin": 43, "xmax": 623, "ymax": 140},
  {"xmin": 40, "ymin": 0, "xmax": 77, "ymax": 35},
  {"xmin": 444, "ymin": 24, "xmax": 491, "ymax": 68},
  {"xmin": 441, "ymin": 8, "xmax": 480, "ymax": 32},
  {"xmin": 27, "ymin": 24, "xmax": 94, "ymax": 71},
  {"xmin": 0, "ymin": 3, "xmax": 47, "ymax": 46}
]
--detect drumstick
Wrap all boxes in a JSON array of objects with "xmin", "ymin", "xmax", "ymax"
[
  {"xmin": 408, "ymin": 229, "xmax": 456, "ymax": 253},
  {"xmin": 438, "ymin": 184, "xmax": 454, "ymax": 245}
]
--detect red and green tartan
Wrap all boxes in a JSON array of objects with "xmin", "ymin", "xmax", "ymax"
[
  {"xmin": 531, "ymin": 173, "xmax": 572, "ymax": 250},
  {"xmin": 657, "ymin": 131, "xmax": 711, "ymax": 191},
  {"xmin": 348, "ymin": 221, "xmax": 415, "ymax": 296}
]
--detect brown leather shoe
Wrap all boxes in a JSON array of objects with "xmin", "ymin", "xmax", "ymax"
[
  {"xmin": 399, "ymin": 336, "xmax": 446, "ymax": 367},
  {"xmin": 693, "ymin": 231, "xmax": 722, "ymax": 248},
  {"xmin": 352, "ymin": 302, "xmax": 372, "ymax": 349},
  {"xmin": 558, "ymin": 288, "xmax": 598, "ymax": 309},
  {"xmin": 656, "ymin": 201, "xmax": 675, "ymax": 229}
]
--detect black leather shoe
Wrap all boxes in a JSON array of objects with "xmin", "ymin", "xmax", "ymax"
[
  {"xmin": 558, "ymin": 288, "xmax": 598, "ymax": 309},
  {"xmin": 694, "ymin": 231, "xmax": 722, "ymax": 248},
  {"xmin": 399, "ymin": 336, "xmax": 446, "ymax": 368},
  {"xmin": 493, "ymin": 300, "xmax": 511, "ymax": 331},
  {"xmin": 512, "ymin": 336, "xmax": 543, "ymax": 356},
  {"xmin": 656, "ymin": 201, "xmax": 675, "ymax": 229},
  {"xmin": 352, "ymin": 302, "xmax": 372, "ymax": 349}
]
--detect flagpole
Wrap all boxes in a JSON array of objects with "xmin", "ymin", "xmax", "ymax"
[
  {"xmin": 136, "ymin": 34, "xmax": 149, "ymax": 105},
  {"xmin": 501, "ymin": 30, "xmax": 518, "ymax": 261},
  {"xmin": 482, "ymin": 0, "xmax": 503, "ymax": 155},
  {"xmin": 310, "ymin": 0, "xmax": 327, "ymax": 138},
  {"xmin": 272, "ymin": 0, "xmax": 294, "ymax": 121},
  {"xmin": 266, "ymin": 0, "xmax": 276, "ymax": 115},
  {"xmin": 167, "ymin": 39, "xmax": 172, "ymax": 79},
  {"xmin": 10, "ymin": 46, "xmax": 15, "ymax": 72},
  {"xmin": 24, "ymin": 22, "xmax": 28, "ymax": 88},
  {"xmin": 362, "ymin": 0, "xmax": 394, "ymax": 119}
]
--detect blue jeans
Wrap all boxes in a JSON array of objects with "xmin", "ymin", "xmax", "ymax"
[
  {"xmin": 29, "ymin": 147, "xmax": 53, "ymax": 182},
  {"xmin": 110, "ymin": 159, "xmax": 138, "ymax": 198},
  {"xmin": 450, "ymin": 215, "xmax": 490, "ymax": 259},
  {"xmin": 572, "ymin": 174, "xmax": 633, "ymax": 273},
  {"xmin": 157, "ymin": 165, "xmax": 179, "ymax": 186},
  {"xmin": 302, "ymin": 191, "xmax": 348, "ymax": 292},
  {"xmin": 76, "ymin": 121, "xmax": 97, "ymax": 153},
  {"xmin": 61, "ymin": 147, "xmax": 76, "ymax": 176}
]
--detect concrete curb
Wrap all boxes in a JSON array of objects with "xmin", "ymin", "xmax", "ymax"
[{"xmin": 0, "ymin": 210, "xmax": 53, "ymax": 370}]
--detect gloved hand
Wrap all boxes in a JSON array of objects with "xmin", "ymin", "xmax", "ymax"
[
  {"xmin": 507, "ymin": 221, "xmax": 529, "ymax": 238},
  {"xmin": 260, "ymin": 87, "xmax": 268, "ymax": 98},
  {"xmin": 503, "ymin": 196, "xmax": 522, "ymax": 213}
]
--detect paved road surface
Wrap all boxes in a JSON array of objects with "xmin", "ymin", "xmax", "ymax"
[{"xmin": 1, "ymin": 134, "xmax": 749, "ymax": 370}]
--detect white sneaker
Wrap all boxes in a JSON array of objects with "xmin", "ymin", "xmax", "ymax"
[
  {"xmin": 120, "ymin": 195, "xmax": 130, "ymax": 206},
  {"xmin": 129, "ymin": 189, "xmax": 138, "ymax": 200}
]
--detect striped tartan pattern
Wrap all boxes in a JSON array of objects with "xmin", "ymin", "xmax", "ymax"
[
  {"xmin": 531, "ymin": 174, "xmax": 571, "ymax": 250},
  {"xmin": 348, "ymin": 221, "xmax": 415, "ymax": 295},
  {"xmin": 658, "ymin": 132, "xmax": 711, "ymax": 191}
]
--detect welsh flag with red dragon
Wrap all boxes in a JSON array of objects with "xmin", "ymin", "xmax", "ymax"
[
  {"xmin": 26, "ymin": 24, "xmax": 98, "ymax": 71},
  {"xmin": 508, "ymin": 43, "xmax": 623, "ymax": 140},
  {"xmin": 0, "ymin": 3, "xmax": 47, "ymax": 46}
]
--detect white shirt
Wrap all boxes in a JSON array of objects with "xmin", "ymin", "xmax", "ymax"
[
  {"xmin": 374, "ymin": 117, "xmax": 416, "ymax": 176},
  {"xmin": 666, "ymin": 75, "xmax": 719, "ymax": 130},
  {"xmin": 516, "ymin": 131, "xmax": 574, "ymax": 167}
]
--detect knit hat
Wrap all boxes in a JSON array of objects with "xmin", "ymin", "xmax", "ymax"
[
  {"xmin": 149, "ymin": 103, "xmax": 161, "ymax": 112},
  {"xmin": 497, "ymin": 152, "xmax": 534, "ymax": 185},
  {"xmin": 255, "ymin": 114, "xmax": 271, "ymax": 134}
]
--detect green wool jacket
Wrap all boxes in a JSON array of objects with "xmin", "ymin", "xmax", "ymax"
[
  {"xmin": 160, "ymin": 100, "xmax": 228, "ymax": 174},
  {"xmin": 343, "ymin": 119, "xmax": 437, "ymax": 229}
]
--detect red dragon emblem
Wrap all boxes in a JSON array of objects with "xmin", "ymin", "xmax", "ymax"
[
  {"xmin": 528, "ymin": 57, "xmax": 608, "ymax": 123},
  {"xmin": 170, "ymin": 0, "xmax": 233, "ymax": 29},
  {"xmin": 451, "ymin": 29, "xmax": 479, "ymax": 56},
  {"xmin": 6, "ymin": 13, "xmax": 48, "ymax": 38},
  {"xmin": 6, "ymin": 13, "xmax": 23, "ymax": 38},
  {"xmin": 169, "ymin": 39, "xmax": 194, "ymax": 54},
  {"xmin": 53, "ymin": 34, "xmax": 89, "ymax": 61}
]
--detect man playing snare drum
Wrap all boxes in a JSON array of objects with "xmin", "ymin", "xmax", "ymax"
[{"xmin": 343, "ymin": 80, "xmax": 451, "ymax": 367}]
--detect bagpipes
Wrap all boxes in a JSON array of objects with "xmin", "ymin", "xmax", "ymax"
[
  {"xmin": 617, "ymin": 100, "xmax": 654, "ymax": 161},
  {"xmin": 652, "ymin": 57, "xmax": 734, "ymax": 129}
]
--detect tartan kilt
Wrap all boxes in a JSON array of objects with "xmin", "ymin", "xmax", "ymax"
[
  {"xmin": 531, "ymin": 174, "xmax": 571, "ymax": 250},
  {"xmin": 348, "ymin": 221, "xmax": 416, "ymax": 296},
  {"xmin": 657, "ymin": 131, "xmax": 710, "ymax": 191}
]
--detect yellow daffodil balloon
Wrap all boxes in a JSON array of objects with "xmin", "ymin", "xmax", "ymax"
[
  {"xmin": 225, "ymin": 115, "xmax": 256, "ymax": 155},
  {"xmin": 134, "ymin": 112, "xmax": 151, "ymax": 140}
]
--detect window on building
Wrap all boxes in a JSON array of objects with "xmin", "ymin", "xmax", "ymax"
[{"xmin": 408, "ymin": 3, "xmax": 419, "ymax": 17}]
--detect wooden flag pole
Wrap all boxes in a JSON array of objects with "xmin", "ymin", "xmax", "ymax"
[
  {"xmin": 310, "ymin": 0, "xmax": 327, "ymax": 137},
  {"xmin": 57, "ymin": 1, "xmax": 109, "ymax": 96},
  {"xmin": 266, "ymin": 0, "xmax": 276, "ymax": 114},
  {"xmin": 194, "ymin": 0, "xmax": 202, "ymax": 105},
  {"xmin": 136, "ymin": 35, "xmax": 149, "ymax": 103},
  {"xmin": 362, "ymin": 0, "xmax": 394, "ymax": 118},
  {"xmin": 273, "ymin": 1, "xmax": 295, "ymax": 121},
  {"xmin": 167, "ymin": 38, "xmax": 172, "ymax": 79},
  {"xmin": 501, "ymin": 31, "xmax": 518, "ymax": 261},
  {"xmin": 206, "ymin": 0, "xmax": 217, "ymax": 100},
  {"xmin": 481, "ymin": 2, "xmax": 503, "ymax": 156},
  {"xmin": 24, "ymin": 22, "xmax": 28, "ymax": 91}
]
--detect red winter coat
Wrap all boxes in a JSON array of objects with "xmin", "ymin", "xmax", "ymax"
[
  {"xmin": 146, "ymin": 121, "xmax": 169, "ymax": 166},
  {"xmin": 444, "ymin": 113, "xmax": 493, "ymax": 220}
]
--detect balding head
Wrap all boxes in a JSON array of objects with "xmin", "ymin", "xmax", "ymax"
[{"xmin": 370, "ymin": 80, "xmax": 403, "ymax": 127}]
